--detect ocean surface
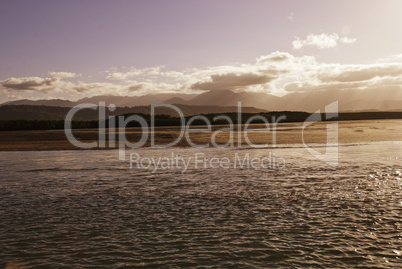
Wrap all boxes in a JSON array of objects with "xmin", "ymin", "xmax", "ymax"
[{"xmin": 0, "ymin": 142, "xmax": 401, "ymax": 268}]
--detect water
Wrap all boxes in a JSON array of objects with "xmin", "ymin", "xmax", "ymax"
[{"xmin": 0, "ymin": 142, "xmax": 401, "ymax": 268}]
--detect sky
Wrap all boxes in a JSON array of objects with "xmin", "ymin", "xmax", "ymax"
[{"xmin": 1, "ymin": 0, "xmax": 402, "ymax": 102}]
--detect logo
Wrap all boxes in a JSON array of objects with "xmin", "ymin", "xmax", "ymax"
[
  {"xmin": 302, "ymin": 101, "xmax": 338, "ymax": 167},
  {"xmin": 64, "ymin": 101, "xmax": 338, "ymax": 168}
]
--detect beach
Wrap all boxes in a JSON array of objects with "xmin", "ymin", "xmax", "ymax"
[{"xmin": 0, "ymin": 119, "xmax": 401, "ymax": 151}]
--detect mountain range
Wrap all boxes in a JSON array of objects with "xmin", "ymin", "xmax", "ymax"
[
  {"xmin": 2, "ymin": 87, "xmax": 402, "ymax": 113},
  {"xmin": 0, "ymin": 104, "xmax": 265, "ymax": 121}
]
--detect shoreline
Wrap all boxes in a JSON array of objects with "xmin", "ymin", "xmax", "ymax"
[{"xmin": 1, "ymin": 119, "xmax": 401, "ymax": 151}]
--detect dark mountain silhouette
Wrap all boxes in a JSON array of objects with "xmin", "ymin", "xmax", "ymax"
[
  {"xmin": 238, "ymin": 91, "xmax": 282, "ymax": 109},
  {"xmin": 1, "ymin": 99, "xmax": 76, "ymax": 107},
  {"xmin": 76, "ymin": 93, "xmax": 197, "ymax": 107},
  {"xmin": 187, "ymin": 89, "xmax": 248, "ymax": 106},
  {"xmin": 0, "ymin": 104, "xmax": 265, "ymax": 121},
  {"xmin": 1, "ymin": 87, "xmax": 401, "ymax": 112},
  {"xmin": 2, "ymin": 94, "xmax": 197, "ymax": 108},
  {"xmin": 163, "ymin": 97, "xmax": 187, "ymax": 104}
]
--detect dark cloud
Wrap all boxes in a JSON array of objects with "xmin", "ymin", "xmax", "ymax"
[
  {"xmin": 0, "ymin": 77, "xmax": 55, "ymax": 91},
  {"xmin": 127, "ymin": 84, "xmax": 143, "ymax": 91},
  {"xmin": 191, "ymin": 72, "xmax": 275, "ymax": 91}
]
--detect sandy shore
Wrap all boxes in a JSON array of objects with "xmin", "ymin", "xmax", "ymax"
[{"xmin": 0, "ymin": 119, "xmax": 401, "ymax": 151}]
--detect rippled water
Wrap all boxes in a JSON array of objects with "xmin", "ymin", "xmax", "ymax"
[{"xmin": 0, "ymin": 142, "xmax": 401, "ymax": 268}]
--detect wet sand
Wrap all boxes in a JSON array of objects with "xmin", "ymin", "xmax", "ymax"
[{"xmin": 0, "ymin": 119, "xmax": 401, "ymax": 151}]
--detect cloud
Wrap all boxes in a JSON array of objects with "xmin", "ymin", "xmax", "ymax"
[
  {"xmin": 1, "ymin": 76, "xmax": 56, "ymax": 92},
  {"xmin": 377, "ymin": 54, "xmax": 402, "ymax": 63},
  {"xmin": 284, "ymin": 76, "xmax": 402, "ymax": 92},
  {"xmin": 284, "ymin": 61, "xmax": 402, "ymax": 92},
  {"xmin": 101, "ymin": 52, "xmax": 292, "ymax": 94},
  {"xmin": 191, "ymin": 72, "xmax": 276, "ymax": 91},
  {"xmin": 72, "ymin": 82, "xmax": 123, "ymax": 94},
  {"xmin": 49, "ymin": 72, "xmax": 77, "ymax": 79},
  {"xmin": 292, "ymin": 33, "xmax": 356, "ymax": 50},
  {"xmin": 340, "ymin": 37, "xmax": 356, "ymax": 44},
  {"xmin": 257, "ymin": 51, "xmax": 293, "ymax": 63},
  {"xmin": 106, "ymin": 66, "xmax": 163, "ymax": 80},
  {"xmin": 319, "ymin": 64, "xmax": 402, "ymax": 82},
  {"xmin": 5, "ymin": 94, "xmax": 23, "ymax": 100},
  {"xmin": 2, "ymin": 51, "xmax": 402, "ymax": 100},
  {"xmin": 0, "ymin": 72, "xmax": 79, "ymax": 93},
  {"xmin": 287, "ymin": 12, "xmax": 294, "ymax": 21},
  {"xmin": 125, "ymin": 81, "xmax": 182, "ymax": 94},
  {"xmin": 0, "ymin": 72, "xmax": 121, "ymax": 96}
]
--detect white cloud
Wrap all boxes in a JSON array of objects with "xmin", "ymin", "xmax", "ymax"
[
  {"xmin": 377, "ymin": 54, "xmax": 402, "ymax": 63},
  {"xmin": 292, "ymin": 33, "xmax": 356, "ymax": 50},
  {"xmin": 257, "ymin": 51, "xmax": 293, "ymax": 63},
  {"xmin": 318, "ymin": 64, "xmax": 402, "ymax": 82},
  {"xmin": 340, "ymin": 37, "xmax": 356, "ymax": 44},
  {"xmin": 283, "ymin": 61, "xmax": 402, "ymax": 92},
  {"xmin": 106, "ymin": 66, "xmax": 163, "ymax": 80},
  {"xmin": 49, "ymin": 72, "xmax": 77, "ymax": 79},
  {"xmin": 2, "ymin": 51, "xmax": 402, "ymax": 99}
]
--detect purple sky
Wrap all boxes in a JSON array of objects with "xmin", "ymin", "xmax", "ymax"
[{"xmin": 1, "ymin": 0, "xmax": 402, "ymax": 102}]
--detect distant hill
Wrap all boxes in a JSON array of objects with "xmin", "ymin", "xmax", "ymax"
[
  {"xmin": 187, "ymin": 89, "xmax": 248, "ymax": 106},
  {"xmin": 186, "ymin": 89, "xmax": 283, "ymax": 110},
  {"xmin": 2, "ymin": 94, "xmax": 198, "ymax": 108},
  {"xmin": 0, "ymin": 104, "xmax": 266, "ymax": 121},
  {"xmin": 183, "ymin": 87, "xmax": 402, "ymax": 112},
  {"xmin": 163, "ymin": 97, "xmax": 187, "ymax": 104},
  {"xmin": 2, "ymin": 87, "xmax": 402, "ymax": 112},
  {"xmin": 2, "ymin": 99, "xmax": 76, "ymax": 107},
  {"xmin": 76, "ymin": 93, "xmax": 197, "ymax": 107}
]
